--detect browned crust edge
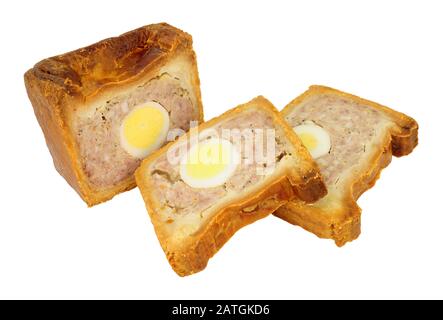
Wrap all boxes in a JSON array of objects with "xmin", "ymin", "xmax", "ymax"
[
  {"xmin": 275, "ymin": 85, "xmax": 418, "ymax": 246},
  {"xmin": 147, "ymin": 175, "xmax": 296, "ymax": 276},
  {"xmin": 24, "ymin": 23, "xmax": 204, "ymax": 206},
  {"xmin": 135, "ymin": 96, "xmax": 327, "ymax": 276}
]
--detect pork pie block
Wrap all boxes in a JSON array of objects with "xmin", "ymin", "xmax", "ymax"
[{"xmin": 24, "ymin": 23, "xmax": 203, "ymax": 206}]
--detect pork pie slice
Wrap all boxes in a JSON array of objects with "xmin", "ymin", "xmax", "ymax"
[
  {"xmin": 135, "ymin": 96, "xmax": 327, "ymax": 276},
  {"xmin": 275, "ymin": 86, "xmax": 418, "ymax": 246}
]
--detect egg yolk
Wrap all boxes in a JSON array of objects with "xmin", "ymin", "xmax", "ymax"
[
  {"xmin": 298, "ymin": 132, "xmax": 318, "ymax": 150},
  {"xmin": 185, "ymin": 141, "xmax": 231, "ymax": 180},
  {"xmin": 122, "ymin": 106, "xmax": 166, "ymax": 149}
]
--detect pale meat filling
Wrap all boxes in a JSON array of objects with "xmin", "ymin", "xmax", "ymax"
[
  {"xmin": 285, "ymin": 94, "xmax": 392, "ymax": 192},
  {"xmin": 74, "ymin": 73, "xmax": 197, "ymax": 188},
  {"xmin": 148, "ymin": 109, "xmax": 290, "ymax": 223}
]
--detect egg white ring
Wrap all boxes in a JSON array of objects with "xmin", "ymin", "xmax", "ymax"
[
  {"xmin": 119, "ymin": 101, "xmax": 170, "ymax": 159},
  {"xmin": 293, "ymin": 122, "xmax": 331, "ymax": 159},
  {"xmin": 179, "ymin": 138, "xmax": 241, "ymax": 189}
]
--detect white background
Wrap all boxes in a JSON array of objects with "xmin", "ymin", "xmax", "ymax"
[{"xmin": 1, "ymin": 0, "xmax": 442, "ymax": 299}]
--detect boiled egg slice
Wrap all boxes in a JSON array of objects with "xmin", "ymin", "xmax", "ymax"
[
  {"xmin": 120, "ymin": 101, "xmax": 170, "ymax": 158},
  {"xmin": 179, "ymin": 138, "xmax": 240, "ymax": 189},
  {"xmin": 293, "ymin": 121, "xmax": 331, "ymax": 159}
]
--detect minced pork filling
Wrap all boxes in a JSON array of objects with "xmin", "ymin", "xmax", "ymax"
[
  {"xmin": 285, "ymin": 94, "xmax": 390, "ymax": 186},
  {"xmin": 74, "ymin": 73, "xmax": 197, "ymax": 187}
]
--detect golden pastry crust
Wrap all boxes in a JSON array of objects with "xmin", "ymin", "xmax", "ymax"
[
  {"xmin": 136, "ymin": 96, "xmax": 327, "ymax": 276},
  {"xmin": 275, "ymin": 85, "xmax": 418, "ymax": 246},
  {"xmin": 24, "ymin": 23, "xmax": 204, "ymax": 206}
]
